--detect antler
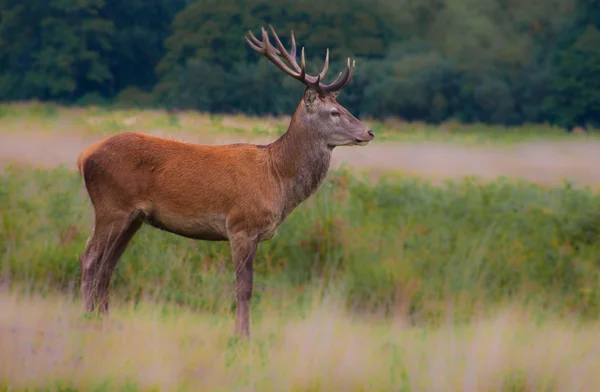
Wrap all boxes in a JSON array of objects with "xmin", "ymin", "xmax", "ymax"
[{"xmin": 245, "ymin": 25, "xmax": 355, "ymax": 94}]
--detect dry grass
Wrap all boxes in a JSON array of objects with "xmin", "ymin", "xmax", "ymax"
[{"xmin": 1, "ymin": 292, "xmax": 599, "ymax": 391}]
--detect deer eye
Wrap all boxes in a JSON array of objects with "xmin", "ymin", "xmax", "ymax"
[{"xmin": 330, "ymin": 110, "xmax": 340, "ymax": 117}]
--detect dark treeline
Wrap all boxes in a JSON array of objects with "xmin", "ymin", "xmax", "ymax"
[{"xmin": 0, "ymin": 0, "xmax": 599, "ymax": 128}]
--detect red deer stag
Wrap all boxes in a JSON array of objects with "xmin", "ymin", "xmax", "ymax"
[{"xmin": 76, "ymin": 25, "xmax": 374, "ymax": 338}]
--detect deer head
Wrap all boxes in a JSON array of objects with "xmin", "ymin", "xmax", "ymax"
[{"xmin": 246, "ymin": 25, "xmax": 375, "ymax": 148}]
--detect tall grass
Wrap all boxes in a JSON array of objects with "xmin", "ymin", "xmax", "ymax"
[
  {"xmin": 1, "ymin": 293, "xmax": 600, "ymax": 391},
  {"xmin": 2, "ymin": 165, "xmax": 600, "ymax": 325},
  {"xmin": 2, "ymin": 161, "xmax": 600, "ymax": 391}
]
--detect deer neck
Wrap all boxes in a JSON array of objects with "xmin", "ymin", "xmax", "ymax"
[{"xmin": 267, "ymin": 113, "xmax": 332, "ymax": 217}]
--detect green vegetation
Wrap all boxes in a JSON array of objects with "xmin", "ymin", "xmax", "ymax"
[
  {"xmin": 1, "ymin": 0, "xmax": 599, "ymax": 128},
  {"xmin": 2, "ymin": 162, "xmax": 600, "ymax": 391},
  {"xmin": 2, "ymin": 165, "xmax": 600, "ymax": 323}
]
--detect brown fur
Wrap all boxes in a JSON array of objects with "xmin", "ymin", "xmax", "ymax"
[{"xmin": 77, "ymin": 30, "xmax": 374, "ymax": 338}]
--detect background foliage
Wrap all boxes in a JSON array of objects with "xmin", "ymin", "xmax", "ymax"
[{"xmin": 1, "ymin": 0, "xmax": 599, "ymax": 128}]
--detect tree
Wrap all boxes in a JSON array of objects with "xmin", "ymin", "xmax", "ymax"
[
  {"xmin": 543, "ymin": 25, "xmax": 600, "ymax": 128},
  {"xmin": 154, "ymin": 0, "xmax": 404, "ymax": 109},
  {"xmin": 100, "ymin": 0, "xmax": 188, "ymax": 95},
  {"xmin": 0, "ymin": 0, "xmax": 114, "ymax": 100}
]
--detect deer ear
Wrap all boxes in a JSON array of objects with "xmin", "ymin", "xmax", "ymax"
[
  {"xmin": 331, "ymin": 91, "xmax": 340, "ymax": 99},
  {"xmin": 303, "ymin": 87, "xmax": 319, "ymax": 108}
]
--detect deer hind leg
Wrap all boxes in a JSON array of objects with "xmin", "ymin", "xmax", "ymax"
[{"xmin": 80, "ymin": 212, "xmax": 141, "ymax": 315}]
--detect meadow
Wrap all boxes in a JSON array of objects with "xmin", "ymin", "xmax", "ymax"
[
  {"xmin": 0, "ymin": 101, "xmax": 598, "ymax": 145},
  {"xmin": 1, "ymin": 102, "xmax": 600, "ymax": 391}
]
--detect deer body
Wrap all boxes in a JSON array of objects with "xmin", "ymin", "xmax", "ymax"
[
  {"xmin": 79, "ymin": 107, "xmax": 332, "ymax": 243},
  {"xmin": 77, "ymin": 25, "xmax": 373, "ymax": 337}
]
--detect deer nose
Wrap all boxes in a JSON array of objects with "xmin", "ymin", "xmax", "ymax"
[{"xmin": 368, "ymin": 130, "xmax": 375, "ymax": 138}]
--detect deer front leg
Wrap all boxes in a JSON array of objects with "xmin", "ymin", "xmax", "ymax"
[{"xmin": 229, "ymin": 231, "xmax": 258, "ymax": 338}]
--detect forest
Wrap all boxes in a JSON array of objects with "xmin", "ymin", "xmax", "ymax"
[{"xmin": 0, "ymin": 0, "xmax": 599, "ymax": 128}]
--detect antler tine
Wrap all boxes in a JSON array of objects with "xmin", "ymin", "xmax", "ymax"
[
  {"xmin": 319, "ymin": 57, "xmax": 355, "ymax": 92},
  {"xmin": 268, "ymin": 25, "xmax": 301, "ymax": 73},
  {"xmin": 300, "ymin": 47, "xmax": 306, "ymax": 81},
  {"xmin": 335, "ymin": 58, "xmax": 355, "ymax": 90},
  {"xmin": 245, "ymin": 29, "xmax": 281, "ymax": 55},
  {"xmin": 338, "ymin": 59, "xmax": 356, "ymax": 89},
  {"xmin": 318, "ymin": 48, "xmax": 330, "ymax": 81},
  {"xmin": 320, "ymin": 69, "xmax": 345, "ymax": 89},
  {"xmin": 261, "ymin": 27, "xmax": 271, "ymax": 56},
  {"xmin": 290, "ymin": 30, "xmax": 297, "ymax": 63},
  {"xmin": 245, "ymin": 31, "xmax": 263, "ymax": 52},
  {"xmin": 246, "ymin": 26, "xmax": 300, "ymax": 79},
  {"xmin": 247, "ymin": 30, "xmax": 262, "ymax": 47}
]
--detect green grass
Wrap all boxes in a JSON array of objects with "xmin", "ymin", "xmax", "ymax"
[
  {"xmin": 2, "ymin": 165, "xmax": 600, "ymax": 322},
  {"xmin": 0, "ymin": 101, "xmax": 598, "ymax": 145},
  {"xmin": 2, "ymin": 156, "xmax": 600, "ymax": 391}
]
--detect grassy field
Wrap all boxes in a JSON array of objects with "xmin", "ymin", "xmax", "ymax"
[
  {"xmin": 1, "ymin": 103, "xmax": 600, "ymax": 391},
  {"xmin": 0, "ymin": 101, "xmax": 598, "ymax": 145},
  {"xmin": 3, "ymin": 293, "xmax": 600, "ymax": 391},
  {"xmin": 2, "ymin": 101, "xmax": 600, "ymax": 188}
]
